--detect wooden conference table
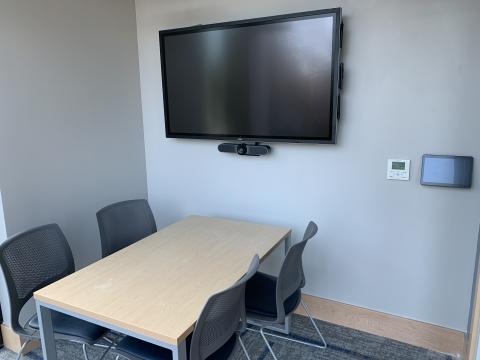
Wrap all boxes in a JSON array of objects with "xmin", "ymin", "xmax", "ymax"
[{"xmin": 34, "ymin": 215, "xmax": 291, "ymax": 360}]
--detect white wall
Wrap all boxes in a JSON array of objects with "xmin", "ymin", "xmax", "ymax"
[
  {"xmin": 135, "ymin": 0, "xmax": 480, "ymax": 331},
  {"xmin": 0, "ymin": 0, "xmax": 147, "ymax": 324}
]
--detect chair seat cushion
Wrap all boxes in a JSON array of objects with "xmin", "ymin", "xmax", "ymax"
[
  {"xmin": 245, "ymin": 271, "xmax": 301, "ymax": 319},
  {"xmin": 28, "ymin": 311, "xmax": 107, "ymax": 343},
  {"xmin": 116, "ymin": 335, "xmax": 174, "ymax": 360},
  {"xmin": 204, "ymin": 333, "xmax": 236, "ymax": 360},
  {"xmin": 115, "ymin": 333, "xmax": 237, "ymax": 360}
]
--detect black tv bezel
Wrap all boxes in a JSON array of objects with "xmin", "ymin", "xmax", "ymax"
[{"xmin": 159, "ymin": 8, "xmax": 343, "ymax": 144}]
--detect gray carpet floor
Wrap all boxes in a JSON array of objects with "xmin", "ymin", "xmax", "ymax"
[{"xmin": 0, "ymin": 315, "xmax": 455, "ymax": 360}]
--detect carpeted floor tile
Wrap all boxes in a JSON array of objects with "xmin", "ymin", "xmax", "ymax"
[{"xmin": 0, "ymin": 315, "xmax": 455, "ymax": 360}]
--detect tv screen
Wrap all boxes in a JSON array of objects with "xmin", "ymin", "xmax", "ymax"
[{"xmin": 159, "ymin": 8, "xmax": 343, "ymax": 143}]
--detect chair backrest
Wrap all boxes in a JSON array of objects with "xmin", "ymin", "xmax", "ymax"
[
  {"xmin": 96, "ymin": 199, "xmax": 157, "ymax": 258},
  {"xmin": 190, "ymin": 255, "xmax": 260, "ymax": 360},
  {"xmin": 0, "ymin": 224, "xmax": 74, "ymax": 335},
  {"xmin": 275, "ymin": 221, "xmax": 318, "ymax": 322}
]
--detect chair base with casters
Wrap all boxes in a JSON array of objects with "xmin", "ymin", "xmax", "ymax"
[{"xmin": 245, "ymin": 270, "xmax": 327, "ymax": 360}]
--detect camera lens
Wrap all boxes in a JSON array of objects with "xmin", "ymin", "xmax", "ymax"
[{"xmin": 237, "ymin": 144, "xmax": 247, "ymax": 155}]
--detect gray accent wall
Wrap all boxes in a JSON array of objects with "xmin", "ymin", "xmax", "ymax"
[
  {"xmin": 0, "ymin": 0, "xmax": 147, "ymax": 325},
  {"xmin": 135, "ymin": 0, "xmax": 480, "ymax": 331}
]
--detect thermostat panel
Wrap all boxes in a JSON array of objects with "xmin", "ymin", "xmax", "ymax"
[{"xmin": 387, "ymin": 159, "xmax": 410, "ymax": 181}]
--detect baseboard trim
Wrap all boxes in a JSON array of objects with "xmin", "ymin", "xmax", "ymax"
[
  {"xmin": 295, "ymin": 294, "xmax": 466, "ymax": 358},
  {"xmin": 1, "ymin": 324, "xmax": 40, "ymax": 355}
]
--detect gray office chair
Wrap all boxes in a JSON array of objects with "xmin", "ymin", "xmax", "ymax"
[
  {"xmin": 113, "ymin": 255, "xmax": 260, "ymax": 360},
  {"xmin": 245, "ymin": 221, "xmax": 326, "ymax": 360},
  {"xmin": 96, "ymin": 199, "xmax": 157, "ymax": 258},
  {"xmin": 0, "ymin": 224, "xmax": 109, "ymax": 360}
]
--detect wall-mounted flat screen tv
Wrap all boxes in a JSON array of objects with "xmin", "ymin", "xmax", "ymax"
[{"xmin": 159, "ymin": 8, "xmax": 343, "ymax": 144}]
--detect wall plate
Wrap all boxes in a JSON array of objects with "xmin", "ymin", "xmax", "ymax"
[{"xmin": 387, "ymin": 159, "xmax": 410, "ymax": 181}]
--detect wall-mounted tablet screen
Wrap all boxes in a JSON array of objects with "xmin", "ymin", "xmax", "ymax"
[{"xmin": 421, "ymin": 155, "xmax": 473, "ymax": 188}]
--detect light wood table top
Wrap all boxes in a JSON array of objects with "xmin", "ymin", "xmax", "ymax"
[{"xmin": 34, "ymin": 215, "xmax": 291, "ymax": 346}]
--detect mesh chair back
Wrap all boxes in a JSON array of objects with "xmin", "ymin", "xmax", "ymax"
[
  {"xmin": 190, "ymin": 255, "xmax": 260, "ymax": 360},
  {"xmin": 0, "ymin": 224, "xmax": 74, "ymax": 335},
  {"xmin": 96, "ymin": 199, "xmax": 157, "ymax": 258},
  {"xmin": 275, "ymin": 221, "xmax": 318, "ymax": 322}
]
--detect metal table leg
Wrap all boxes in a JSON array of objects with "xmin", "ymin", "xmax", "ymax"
[
  {"xmin": 284, "ymin": 232, "xmax": 292, "ymax": 334},
  {"xmin": 36, "ymin": 302, "xmax": 57, "ymax": 360},
  {"xmin": 285, "ymin": 232, "xmax": 292, "ymax": 254},
  {"xmin": 172, "ymin": 339, "xmax": 187, "ymax": 360}
]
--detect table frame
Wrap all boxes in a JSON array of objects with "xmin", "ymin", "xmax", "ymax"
[
  {"xmin": 35, "ymin": 227, "xmax": 291, "ymax": 360},
  {"xmin": 36, "ymin": 299, "xmax": 188, "ymax": 360}
]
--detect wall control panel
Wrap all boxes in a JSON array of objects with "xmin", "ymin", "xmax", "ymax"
[
  {"xmin": 421, "ymin": 154, "xmax": 473, "ymax": 188},
  {"xmin": 387, "ymin": 159, "xmax": 410, "ymax": 181}
]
